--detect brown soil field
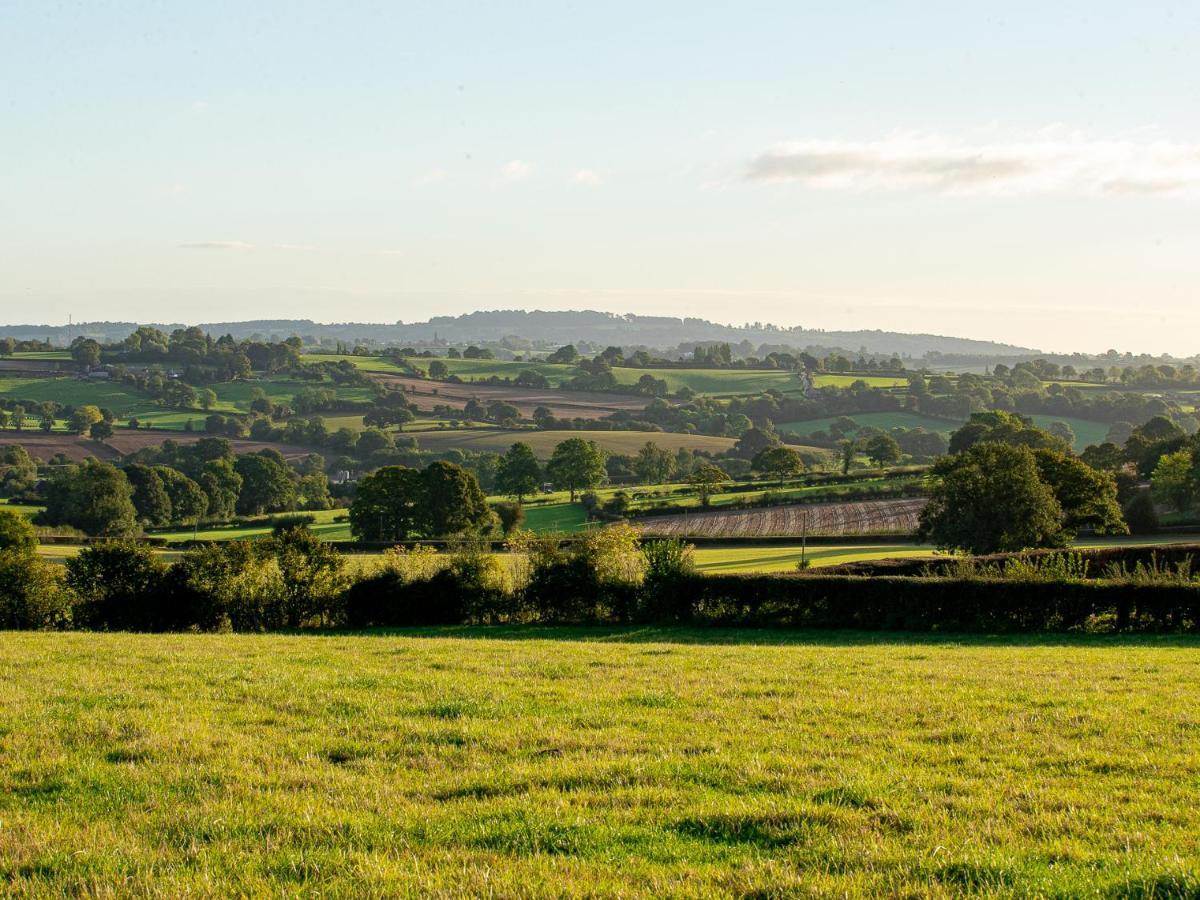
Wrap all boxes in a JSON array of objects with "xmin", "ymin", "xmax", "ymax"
[
  {"xmin": 373, "ymin": 375, "xmax": 649, "ymax": 420},
  {"xmin": 638, "ymin": 498, "xmax": 926, "ymax": 537},
  {"xmin": 0, "ymin": 430, "xmax": 323, "ymax": 463}
]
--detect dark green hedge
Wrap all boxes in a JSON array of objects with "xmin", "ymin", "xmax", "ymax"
[
  {"xmin": 678, "ymin": 574, "xmax": 1200, "ymax": 632},
  {"xmin": 819, "ymin": 544, "xmax": 1200, "ymax": 578}
]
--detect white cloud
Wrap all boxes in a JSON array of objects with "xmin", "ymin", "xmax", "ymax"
[
  {"xmin": 746, "ymin": 130, "xmax": 1200, "ymax": 196},
  {"xmin": 572, "ymin": 168, "xmax": 601, "ymax": 185},
  {"xmin": 177, "ymin": 241, "xmax": 318, "ymax": 252},
  {"xmin": 191, "ymin": 100, "xmax": 209, "ymax": 113},
  {"xmin": 412, "ymin": 169, "xmax": 447, "ymax": 186},
  {"xmin": 178, "ymin": 240, "xmax": 256, "ymax": 250},
  {"xmin": 500, "ymin": 159, "xmax": 534, "ymax": 181}
]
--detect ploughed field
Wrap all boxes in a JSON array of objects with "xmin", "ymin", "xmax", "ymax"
[
  {"xmin": 639, "ymin": 497, "xmax": 926, "ymax": 537},
  {"xmin": 0, "ymin": 429, "xmax": 323, "ymax": 463},
  {"xmin": 1, "ymin": 630, "xmax": 1197, "ymax": 895}
]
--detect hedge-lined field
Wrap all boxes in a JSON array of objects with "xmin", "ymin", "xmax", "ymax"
[{"xmin": 1, "ymin": 630, "xmax": 1197, "ymax": 895}]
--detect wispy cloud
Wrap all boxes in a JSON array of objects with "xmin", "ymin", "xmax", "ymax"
[
  {"xmin": 500, "ymin": 159, "xmax": 534, "ymax": 181},
  {"xmin": 572, "ymin": 168, "xmax": 601, "ymax": 185},
  {"xmin": 178, "ymin": 240, "xmax": 256, "ymax": 251},
  {"xmin": 746, "ymin": 130, "xmax": 1200, "ymax": 196},
  {"xmin": 178, "ymin": 241, "xmax": 317, "ymax": 252}
]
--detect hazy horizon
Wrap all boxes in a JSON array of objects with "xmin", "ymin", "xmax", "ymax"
[{"xmin": 4, "ymin": 2, "xmax": 1199, "ymax": 354}]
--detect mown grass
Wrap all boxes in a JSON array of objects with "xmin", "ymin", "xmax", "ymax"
[{"xmin": 1, "ymin": 629, "xmax": 1198, "ymax": 896}]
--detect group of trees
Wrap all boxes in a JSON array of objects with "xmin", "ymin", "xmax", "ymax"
[
  {"xmin": 33, "ymin": 440, "xmax": 333, "ymax": 536},
  {"xmin": 919, "ymin": 412, "xmax": 1127, "ymax": 554},
  {"xmin": 349, "ymin": 461, "xmax": 491, "ymax": 540}
]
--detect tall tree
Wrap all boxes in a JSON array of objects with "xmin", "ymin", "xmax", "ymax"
[
  {"xmin": 547, "ymin": 438, "xmax": 607, "ymax": 502},
  {"xmin": 155, "ymin": 467, "xmax": 209, "ymax": 526},
  {"xmin": 125, "ymin": 464, "xmax": 173, "ymax": 527},
  {"xmin": 633, "ymin": 441, "xmax": 675, "ymax": 485},
  {"xmin": 39, "ymin": 460, "xmax": 138, "ymax": 537},
  {"xmin": 918, "ymin": 443, "xmax": 1065, "ymax": 554},
  {"xmin": 233, "ymin": 453, "xmax": 296, "ymax": 515},
  {"xmin": 422, "ymin": 461, "xmax": 492, "ymax": 536},
  {"xmin": 688, "ymin": 464, "xmax": 728, "ymax": 507},
  {"xmin": 863, "ymin": 433, "xmax": 902, "ymax": 468},
  {"xmin": 752, "ymin": 446, "xmax": 806, "ymax": 487},
  {"xmin": 495, "ymin": 442, "xmax": 542, "ymax": 502},
  {"xmin": 349, "ymin": 466, "xmax": 425, "ymax": 541}
]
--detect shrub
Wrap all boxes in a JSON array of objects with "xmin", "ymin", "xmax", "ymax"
[
  {"xmin": 269, "ymin": 527, "xmax": 348, "ymax": 627},
  {"xmin": 1123, "ymin": 491, "xmax": 1160, "ymax": 535},
  {"xmin": 639, "ymin": 538, "xmax": 696, "ymax": 621},
  {"xmin": 165, "ymin": 541, "xmax": 281, "ymax": 631},
  {"xmin": 0, "ymin": 509, "xmax": 37, "ymax": 554},
  {"xmin": 494, "ymin": 501, "xmax": 525, "ymax": 534},
  {"xmin": 0, "ymin": 550, "xmax": 72, "ymax": 629},
  {"xmin": 65, "ymin": 542, "xmax": 170, "ymax": 630},
  {"xmin": 271, "ymin": 513, "xmax": 317, "ymax": 535}
]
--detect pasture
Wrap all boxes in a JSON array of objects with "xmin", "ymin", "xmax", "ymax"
[
  {"xmin": 1026, "ymin": 415, "xmax": 1110, "ymax": 452},
  {"xmin": 408, "ymin": 428, "xmax": 738, "ymax": 457},
  {"xmin": 1, "ymin": 630, "xmax": 1197, "ymax": 896},
  {"xmin": 778, "ymin": 411, "xmax": 962, "ymax": 437}
]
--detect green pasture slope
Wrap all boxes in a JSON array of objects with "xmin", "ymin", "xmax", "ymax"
[
  {"xmin": 1027, "ymin": 415, "xmax": 1110, "ymax": 451},
  {"xmin": 303, "ymin": 353, "xmax": 904, "ymax": 396},
  {"xmin": 409, "ymin": 428, "xmax": 740, "ymax": 457},
  {"xmin": 1, "ymin": 630, "xmax": 1197, "ymax": 895},
  {"xmin": 0, "ymin": 375, "xmax": 197, "ymax": 429},
  {"xmin": 778, "ymin": 411, "xmax": 962, "ymax": 437}
]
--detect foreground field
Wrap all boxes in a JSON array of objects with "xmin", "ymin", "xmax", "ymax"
[{"xmin": 1, "ymin": 631, "xmax": 1197, "ymax": 895}]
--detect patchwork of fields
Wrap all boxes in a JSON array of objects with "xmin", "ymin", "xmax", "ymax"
[{"xmin": 1, "ymin": 630, "xmax": 1197, "ymax": 895}]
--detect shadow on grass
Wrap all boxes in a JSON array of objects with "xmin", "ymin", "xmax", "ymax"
[{"xmin": 305, "ymin": 625, "xmax": 1200, "ymax": 649}]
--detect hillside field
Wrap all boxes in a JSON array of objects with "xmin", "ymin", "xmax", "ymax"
[
  {"xmin": 1, "ymin": 630, "xmax": 1198, "ymax": 895},
  {"xmin": 778, "ymin": 412, "xmax": 962, "ymax": 437},
  {"xmin": 408, "ymin": 428, "xmax": 739, "ymax": 457},
  {"xmin": 1026, "ymin": 415, "xmax": 1110, "ymax": 451}
]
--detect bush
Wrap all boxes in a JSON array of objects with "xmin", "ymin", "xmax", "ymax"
[
  {"xmin": 494, "ymin": 501, "xmax": 525, "ymax": 534},
  {"xmin": 0, "ymin": 509, "xmax": 37, "ymax": 553},
  {"xmin": 1123, "ymin": 490, "xmax": 1160, "ymax": 534},
  {"xmin": 165, "ymin": 541, "xmax": 281, "ymax": 631},
  {"xmin": 271, "ymin": 513, "xmax": 317, "ymax": 535},
  {"xmin": 65, "ymin": 542, "xmax": 170, "ymax": 630},
  {"xmin": 639, "ymin": 538, "xmax": 696, "ymax": 621},
  {"xmin": 0, "ymin": 550, "xmax": 72, "ymax": 629},
  {"xmin": 269, "ymin": 527, "xmax": 348, "ymax": 627}
]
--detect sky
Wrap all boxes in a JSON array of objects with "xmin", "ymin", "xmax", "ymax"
[{"xmin": 2, "ymin": 1, "xmax": 1199, "ymax": 354}]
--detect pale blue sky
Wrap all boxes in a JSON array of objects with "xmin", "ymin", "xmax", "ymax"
[{"xmin": 3, "ymin": 2, "xmax": 1199, "ymax": 352}]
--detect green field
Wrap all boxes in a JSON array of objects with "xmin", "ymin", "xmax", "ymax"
[
  {"xmin": 410, "ymin": 428, "xmax": 739, "ymax": 457},
  {"xmin": 811, "ymin": 373, "xmax": 909, "ymax": 389},
  {"xmin": 0, "ymin": 375, "xmax": 203, "ymax": 430},
  {"xmin": 778, "ymin": 411, "xmax": 962, "ymax": 438},
  {"xmin": 2, "ymin": 630, "xmax": 1198, "ymax": 895},
  {"xmin": 1027, "ymin": 415, "xmax": 1110, "ymax": 452},
  {"xmin": 303, "ymin": 354, "xmax": 910, "ymax": 397}
]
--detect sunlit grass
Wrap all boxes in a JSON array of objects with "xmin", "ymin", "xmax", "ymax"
[{"xmin": 1, "ymin": 629, "xmax": 1197, "ymax": 895}]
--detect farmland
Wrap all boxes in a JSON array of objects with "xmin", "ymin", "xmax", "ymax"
[
  {"xmin": 0, "ymin": 429, "xmax": 323, "ymax": 463},
  {"xmin": 1026, "ymin": 415, "xmax": 1110, "ymax": 452},
  {"xmin": 307, "ymin": 353, "xmax": 906, "ymax": 397},
  {"xmin": 2, "ymin": 630, "xmax": 1198, "ymax": 896},
  {"xmin": 408, "ymin": 428, "xmax": 739, "ymax": 457},
  {"xmin": 639, "ymin": 498, "xmax": 926, "ymax": 537},
  {"xmin": 778, "ymin": 411, "xmax": 962, "ymax": 437}
]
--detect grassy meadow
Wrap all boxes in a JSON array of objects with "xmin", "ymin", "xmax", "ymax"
[
  {"xmin": 1, "ymin": 630, "xmax": 1198, "ymax": 896},
  {"xmin": 407, "ymin": 428, "xmax": 740, "ymax": 457},
  {"xmin": 778, "ymin": 411, "xmax": 963, "ymax": 437}
]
